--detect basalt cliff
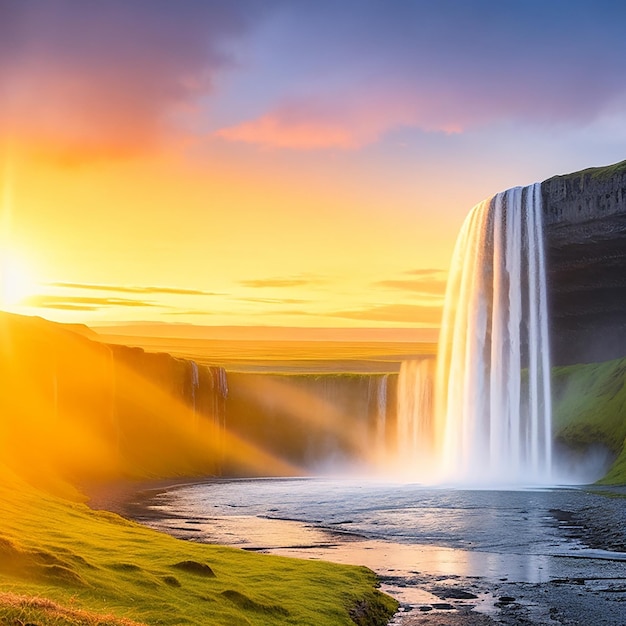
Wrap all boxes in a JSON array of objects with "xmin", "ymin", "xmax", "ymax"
[{"xmin": 543, "ymin": 160, "xmax": 626, "ymax": 366}]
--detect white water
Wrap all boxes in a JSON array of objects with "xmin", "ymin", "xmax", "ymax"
[
  {"xmin": 398, "ymin": 183, "xmax": 552, "ymax": 484},
  {"xmin": 190, "ymin": 361, "xmax": 199, "ymax": 414},
  {"xmin": 436, "ymin": 182, "xmax": 552, "ymax": 484},
  {"xmin": 375, "ymin": 374, "xmax": 389, "ymax": 463},
  {"xmin": 395, "ymin": 359, "xmax": 435, "ymax": 477}
]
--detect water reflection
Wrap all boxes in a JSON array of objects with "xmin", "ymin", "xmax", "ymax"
[{"xmin": 139, "ymin": 478, "xmax": 625, "ymax": 586}]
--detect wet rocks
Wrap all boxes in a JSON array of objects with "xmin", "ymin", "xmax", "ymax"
[{"xmin": 436, "ymin": 588, "xmax": 478, "ymax": 600}]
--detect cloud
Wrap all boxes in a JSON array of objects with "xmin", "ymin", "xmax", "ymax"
[
  {"xmin": 239, "ymin": 276, "xmax": 323, "ymax": 288},
  {"xmin": 374, "ymin": 279, "xmax": 447, "ymax": 296},
  {"xmin": 236, "ymin": 296, "xmax": 308, "ymax": 304},
  {"xmin": 48, "ymin": 282, "xmax": 221, "ymax": 297},
  {"xmin": 367, "ymin": 268, "xmax": 447, "ymax": 297},
  {"xmin": 163, "ymin": 309, "xmax": 218, "ymax": 316},
  {"xmin": 403, "ymin": 269, "xmax": 447, "ymax": 278},
  {"xmin": 215, "ymin": 94, "xmax": 454, "ymax": 150},
  {"xmin": 5, "ymin": 1, "xmax": 626, "ymax": 159},
  {"xmin": 217, "ymin": 113, "xmax": 353, "ymax": 149},
  {"xmin": 215, "ymin": 1, "xmax": 626, "ymax": 150},
  {"xmin": 260, "ymin": 303, "xmax": 443, "ymax": 324},
  {"xmin": 324, "ymin": 304, "xmax": 443, "ymax": 325},
  {"xmin": 0, "ymin": 1, "xmax": 267, "ymax": 161},
  {"xmin": 373, "ymin": 269, "xmax": 447, "ymax": 296},
  {"xmin": 255, "ymin": 304, "xmax": 442, "ymax": 327},
  {"xmin": 22, "ymin": 294, "xmax": 158, "ymax": 311}
]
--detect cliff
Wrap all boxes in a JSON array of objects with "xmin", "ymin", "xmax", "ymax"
[
  {"xmin": 0, "ymin": 312, "xmax": 396, "ymax": 483},
  {"xmin": 542, "ymin": 160, "xmax": 626, "ymax": 365},
  {"xmin": 225, "ymin": 372, "xmax": 396, "ymax": 473},
  {"xmin": 0, "ymin": 312, "xmax": 231, "ymax": 484}
]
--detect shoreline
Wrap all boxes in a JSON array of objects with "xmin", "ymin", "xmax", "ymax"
[
  {"xmin": 100, "ymin": 476, "xmax": 626, "ymax": 626},
  {"xmin": 83, "ymin": 475, "xmax": 215, "ymax": 516}
]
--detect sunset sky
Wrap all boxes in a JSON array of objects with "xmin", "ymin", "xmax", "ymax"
[{"xmin": 1, "ymin": 0, "xmax": 626, "ymax": 336}]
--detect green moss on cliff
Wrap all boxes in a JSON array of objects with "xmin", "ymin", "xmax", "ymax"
[
  {"xmin": 546, "ymin": 158, "xmax": 626, "ymax": 184},
  {"xmin": 552, "ymin": 356, "xmax": 626, "ymax": 484}
]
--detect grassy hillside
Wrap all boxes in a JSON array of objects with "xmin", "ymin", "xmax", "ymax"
[
  {"xmin": 0, "ymin": 467, "xmax": 397, "ymax": 625},
  {"xmin": 552, "ymin": 356, "xmax": 626, "ymax": 484}
]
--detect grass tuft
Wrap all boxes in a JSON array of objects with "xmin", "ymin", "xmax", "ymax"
[
  {"xmin": 109, "ymin": 563, "xmax": 142, "ymax": 572},
  {"xmin": 0, "ymin": 591, "xmax": 146, "ymax": 626},
  {"xmin": 41, "ymin": 564, "xmax": 88, "ymax": 586},
  {"xmin": 221, "ymin": 588, "xmax": 290, "ymax": 616},
  {"xmin": 172, "ymin": 560, "xmax": 216, "ymax": 577}
]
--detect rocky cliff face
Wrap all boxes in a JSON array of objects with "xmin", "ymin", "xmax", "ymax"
[
  {"xmin": 0, "ymin": 312, "xmax": 228, "ymax": 481},
  {"xmin": 225, "ymin": 372, "xmax": 396, "ymax": 473},
  {"xmin": 542, "ymin": 160, "xmax": 626, "ymax": 365},
  {"xmin": 0, "ymin": 312, "xmax": 397, "ymax": 480}
]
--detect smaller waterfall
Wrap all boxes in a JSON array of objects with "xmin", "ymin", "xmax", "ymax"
[
  {"xmin": 375, "ymin": 375, "xmax": 389, "ymax": 463},
  {"xmin": 211, "ymin": 367, "xmax": 229, "ymax": 443},
  {"xmin": 191, "ymin": 361, "xmax": 200, "ymax": 415},
  {"xmin": 395, "ymin": 359, "xmax": 435, "ymax": 477},
  {"xmin": 216, "ymin": 368, "xmax": 229, "ymax": 398}
]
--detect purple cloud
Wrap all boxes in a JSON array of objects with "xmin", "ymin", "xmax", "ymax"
[
  {"xmin": 214, "ymin": 1, "xmax": 626, "ymax": 149},
  {"xmin": 0, "ymin": 0, "xmax": 267, "ymax": 160}
]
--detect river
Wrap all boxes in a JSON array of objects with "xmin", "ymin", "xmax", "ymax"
[{"xmin": 124, "ymin": 477, "xmax": 626, "ymax": 625}]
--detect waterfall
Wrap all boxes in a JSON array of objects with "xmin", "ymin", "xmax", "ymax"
[
  {"xmin": 435, "ymin": 182, "xmax": 552, "ymax": 484},
  {"xmin": 375, "ymin": 375, "xmax": 389, "ymax": 463},
  {"xmin": 395, "ymin": 358, "xmax": 435, "ymax": 477},
  {"xmin": 191, "ymin": 361, "xmax": 200, "ymax": 414},
  {"xmin": 216, "ymin": 367, "xmax": 229, "ymax": 398}
]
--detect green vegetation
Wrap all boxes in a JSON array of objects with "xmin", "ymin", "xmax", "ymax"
[
  {"xmin": 0, "ymin": 467, "xmax": 397, "ymax": 625},
  {"xmin": 545, "ymin": 158, "xmax": 626, "ymax": 183},
  {"xmin": 552, "ymin": 356, "xmax": 626, "ymax": 484}
]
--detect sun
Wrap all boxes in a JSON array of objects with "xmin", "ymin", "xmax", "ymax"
[{"xmin": 0, "ymin": 250, "xmax": 37, "ymax": 308}]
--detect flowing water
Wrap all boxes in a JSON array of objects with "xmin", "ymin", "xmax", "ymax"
[
  {"xmin": 398, "ymin": 183, "xmax": 553, "ymax": 485},
  {"xmin": 395, "ymin": 359, "xmax": 435, "ymax": 475},
  {"xmin": 134, "ymin": 478, "xmax": 622, "ymax": 576},
  {"xmin": 128, "ymin": 478, "xmax": 626, "ymax": 622}
]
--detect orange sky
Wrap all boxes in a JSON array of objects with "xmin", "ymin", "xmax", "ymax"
[{"xmin": 1, "ymin": 2, "xmax": 625, "ymax": 334}]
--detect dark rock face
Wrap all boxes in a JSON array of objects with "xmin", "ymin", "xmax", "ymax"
[{"xmin": 542, "ymin": 160, "xmax": 626, "ymax": 365}]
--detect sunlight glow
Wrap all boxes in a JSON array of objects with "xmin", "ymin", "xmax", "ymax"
[{"xmin": 0, "ymin": 250, "xmax": 37, "ymax": 308}]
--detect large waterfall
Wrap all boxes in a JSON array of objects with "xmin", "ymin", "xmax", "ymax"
[
  {"xmin": 436, "ymin": 182, "xmax": 552, "ymax": 483},
  {"xmin": 397, "ymin": 182, "xmax": 552, "ymax": 484}
]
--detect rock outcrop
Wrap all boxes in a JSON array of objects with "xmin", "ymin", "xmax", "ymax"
[{"xmin": 542, "ymin": 160, "xmax": 626, "ymax": 365}]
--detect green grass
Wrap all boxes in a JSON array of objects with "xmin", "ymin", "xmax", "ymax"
[
  {"xmin": 545, "ymin": 158, "xmax": 626, "ymax": 183},
  {"xmin": 0, "ymin": 468, "xmax": 397, "ymax": 625},
  {"xmin": 552, "ymin": 356, "xmax": 626, "ymax": 484}
]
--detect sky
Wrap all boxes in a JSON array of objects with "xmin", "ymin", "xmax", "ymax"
[{"xmin": 1, "ymin": 0, "xmax": 626, "ymax": 337}]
